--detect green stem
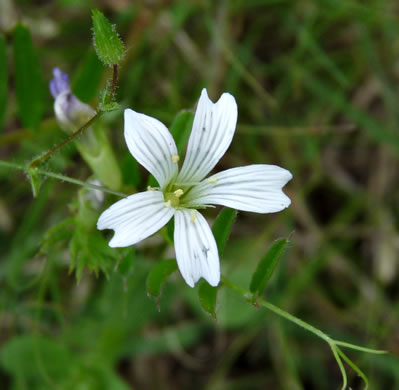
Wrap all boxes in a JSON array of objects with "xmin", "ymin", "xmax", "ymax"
[
  {"xmin": 221, "ymin": 275, "xmax": 388, "ymax": 389},
  {"xmin": 221, "ymin": 275, "xmax": 386, "ymax": 355},
  {"xmin": 334, "ymin": 340, "xmax": 387, "ymax": 354},
  {"xmin": 336, "ymin": 346, "xmax": 369, "ymax": 389},
  {"xmin": 109, "ymin": 64, "xmax": 118, "ymax": 102},
  {"xmin": 0, "ymin": 160, "xmax": 127, "ymax": 198},
  {"xmin": 330, "ymin": 344, "xmax": 347, "ymax": 390},
  {"xmin": 29, "ymin": 111, "xmax": 102, "ymax": 169},
  {"xmin": 222, "ymin": 276, "xmax": 332, "ymax": 343}
]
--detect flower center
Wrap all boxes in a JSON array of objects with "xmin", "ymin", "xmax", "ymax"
[{"xmin": 164, "ymin": 188, "xmax": 184, "ymax": 208}]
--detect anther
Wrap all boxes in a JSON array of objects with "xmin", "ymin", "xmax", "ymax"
[
  {"xmin": 147, "ymin": 186, "xmax": 155, "ymax": 191},
  {"xmin": 165, "ymin": 200, "xmax": 172, "ymax": 207},
  {"xmin": 172, "ymin": 154, "xmax": 180, "ymax": 163},
  {"xmin": 208, "ymin": 177, "xmax": 217, "ymax": 184},
  {"xmin": 174, "ymin": 189, "xmax": 184, "ymax": 198},
  {"xmin": 190, "ymin": 210, "xmax": 197, "ymax": 224}
]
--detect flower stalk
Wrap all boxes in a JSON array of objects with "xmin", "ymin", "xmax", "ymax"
[{"xmin": 29, "ymin": 66, "xmax": 122, "ymax": 191}]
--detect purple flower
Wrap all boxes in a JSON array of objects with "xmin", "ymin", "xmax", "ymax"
[
  {"xmin": 49, "ymin": 67, "xmax": 95, "ymax": 133},
  {"xmin": 49, "ymin": 68, "xmax": 71, "ymax": 98}
]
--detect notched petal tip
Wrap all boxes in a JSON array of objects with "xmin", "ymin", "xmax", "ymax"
[
  {"xmin": 123, "ymin": 108, "xmax": 178, "ymax": 188},
  {"xmin": 282, "ymin": 168, "xmax": 293, "ymax": 183},
  {"xmin": 186, "ymin": 278, "xmax": 195, "ymax": 288},
  {"xmin": 200, "ymin": 87, "xmax": 209, "ymax": 98}
]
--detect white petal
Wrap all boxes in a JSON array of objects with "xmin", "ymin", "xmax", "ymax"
[
  {"xmin": 177, "ymin": 89, "xmax": 238, "ymax": 183},
  {"xmin": 124, "ymin": 109, "xmax": 178, "ymax": 189},
  {"xmin": 174, "ymin": 209, "xmax": 220, "ymax": 288},
  {"xmin": 185, "ymin": 165, "xmax": 292, "ymax": 213},
  {"xmin": 97, "ymin": 191, "xmax": 174, "ymax": 247}
]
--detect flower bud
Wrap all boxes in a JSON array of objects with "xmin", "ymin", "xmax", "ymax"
[
  {"xmin": 50, "ymin": 68, "xmax": 122, "ymax": 191},
  {"xmin": 50, "ymin": 68, "xmax": 96, "ymax": 134}
]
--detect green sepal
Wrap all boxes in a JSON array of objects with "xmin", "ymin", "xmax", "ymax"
[
  {"xmin": 27, "ymin": 166, "xmax": 42, "ymax": 198},
  {"xmin": 76, "ymin": 121, "xmax": 122, "ymax": 191}
]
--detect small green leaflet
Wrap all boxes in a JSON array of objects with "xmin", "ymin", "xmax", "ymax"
[
  {"xmin": 249, "ymin": 236, "xmax": 290, "ymax": 296},
  {"xmin": 13, "ymin": 24, "xmax": 46, "ymax": 130},
  {"xmin": 92, "ymin": 9, "xmax": 124, "ymax": 66}
]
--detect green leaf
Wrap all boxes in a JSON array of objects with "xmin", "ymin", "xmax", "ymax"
[
  {"xmin": 98, "ymin": 86, "xmax": 121, "ymax": 111},
  {"xmin": 92, "ymin": 9, "xmax": 124, "ymax": 66},
  {"xmin": 27, "ymin": 166, "xmax": 42, "ymax": 198},
  {"xmin": 70, "ymin": 227, "xmax": 117, "ymax": 282},
  {"xmin": 170, "ymin": 110, "xmax": 194, "ymax": 155},
  {"xmin": 40, "ymin": 217, "xmax": 74, "ymax": 254},
  {"xmin": 146, "ymin": 259, "xmax": 177, "ymax": 300},
  {"xmin": 0, "ymin": 335, "xmax": 72, "ymax": 380},
  {"xmin": 199, "ymin": 281, "xmax": 218, "ymax": 319},
  {"xmin": 212, "ymin": 208, "xmax": 237, "ymax": 257},
  {"xmin": 72, "ymin": 49, "xmax": 104, "ymax": 103},
  {"xmin": 13, "ymin": 24, "xmax": 45, "ymax": 130},
  {"xmin": 117, "ymin": 249, "xmax": 135, "ymax": 277},
  {"xmin": 0, "ymin": 35, "xmax": 7, "ymax": 133},
  {"xmin": 249, "ymin": 237, "xmax": 289, "ymax": 295},
  {"xmin": 100, "ymin": 100, "xmax": 120, "ymax": 112}
]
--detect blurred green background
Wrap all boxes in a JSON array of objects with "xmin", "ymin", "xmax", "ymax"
[{"xmin": 1, "ymin": 0, "xmax": 399, "ymax": 389}]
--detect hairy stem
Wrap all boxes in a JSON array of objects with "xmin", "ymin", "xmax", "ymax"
[
  {"xmin": 29, "ymin": 111, "xmax": 102, "ymax": 169},
  {"xmin": 0, "ymin": 160, "xmax": 127, "ymax": 197}
]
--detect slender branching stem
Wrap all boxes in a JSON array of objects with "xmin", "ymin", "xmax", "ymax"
[
  {"xmin": 29, "ymin": 112, "xmax": 102, "ymax": 169},
  {"xmin": 29, "ymin": 64, "xmax": 119, "ymax": 169},
  {"xmin": 0, "ymin": 160, "xmax": 127, "ymax": 197}
]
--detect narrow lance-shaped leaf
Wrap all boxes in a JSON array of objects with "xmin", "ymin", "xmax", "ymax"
[
  {"xmin": 146, "ymin": 259, "xmax": 178, "ymax": 309},
  {"xmin": 250, "ymin": 237, "xmax": 290, "ymax": 296},
  {"xmin": 92, "ymin": 9, "xmax": 124, "ymax": 66},
  {"xmin": 72, "ymin": 49, "xmax": 104, "ymax": 103},
  {"xmin": 0, "ymin": 35, "xmax": 7, "ymax": 133},
  {"xmin": 199, "ymin": 281, "xmax": 218, "ymax": 319},
  {"xmin": 212, "ymin": 208, "xmax": 237, "ymax": 256},
  {"xmin": 13, "ymin": 24, "xmax": 45, "ymax": 130},
  {"xmin": 198, "ymin": 208, "xmax": 237, "ymax": 318}
]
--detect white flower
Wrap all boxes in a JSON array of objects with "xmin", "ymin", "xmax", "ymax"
[{"xmin": 97, "ymin": 89, "xmax": 292, "ymax": 287}]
